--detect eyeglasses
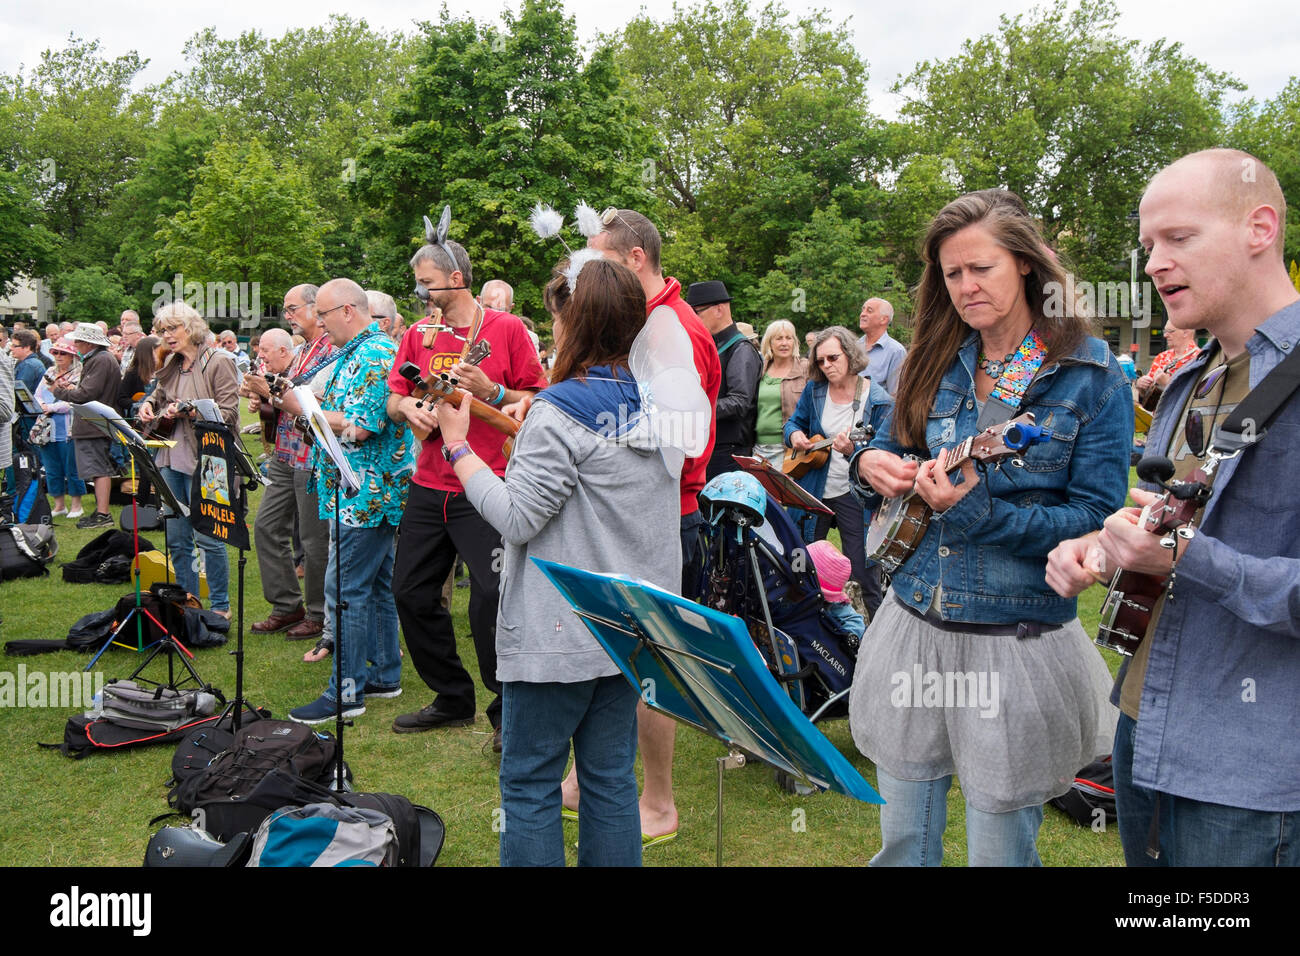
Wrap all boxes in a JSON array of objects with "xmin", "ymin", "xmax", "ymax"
[
  {"xmin": 600, "ymin": 207, "xmax": 648, "ymax": 249},
  {"xmin": 316, "ymin": 304, "xmax": 347, "ymax": 319},
  {"xmin": 817, "ymin": 352, "xmax": 845, "ymax": 365},
  {"xmin": 370, "ymin": 314, "xmax": 389, "ymax": 321},
  {"xmin": 283, "ymin": 304, "xmax": 306, "ymax": 317}
]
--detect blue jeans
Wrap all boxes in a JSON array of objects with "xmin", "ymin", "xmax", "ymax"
[
  {"xmin": 499, "ymin": 677, "xmax": 640, "ymax": 867},
  {"xmin": 1113, "ymin": 711, "xmax": 1300, "ymax": 866},
  {"xmin": 160, "ymin": 465, "xmax": 230, "ymax": 612},
  {"xmin": 871, "ymin": 766, "xmax": 1043, "ymax": 866},
  {"xmin": 323, "ymin": 521, "xmax": 401, "ymax": 705},
  {"xmin": 39, "ymin": 440, "xmax": 85, "ymax": 497}
]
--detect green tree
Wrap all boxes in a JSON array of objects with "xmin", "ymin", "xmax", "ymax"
[
  {"xmin": 1231, "ymin": 77, "xmax": 1300, "ymax": 268},
  {"xmin": 358, "ymin": 0, "xmax": 655, "ymax": 315},
  {"xmin": 56, "ymin": 265, "xmax": 134, "ymax": 322},
  {"xmin": 887, "ymin": 0, "xmax": 1239, "ymax": 283},
  {"xmin": 0, "ymin": 168, "xmax": 61, "ymax": 296},
  {"xmin": 176, "ymin": 16, "xmax": 420, "ymax": 279},
  {"xmin": 3, "ymin": 36, "xmax": 154, "ymax": 281},
  {"xmin": 156, "ymin": 137, "xmax": 330, "ymax": 316},
  {"xmin": 750, "ymin": 201, "xmax": 897, "ymax": 336},
  {"xmin": 613, "ymin": 0, "xmax": 884, "ymax": 293}
]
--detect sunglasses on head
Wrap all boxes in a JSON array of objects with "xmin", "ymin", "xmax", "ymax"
[{"xmin": 599, "ymin": 207, "xmax": 647, "ymax": 248}]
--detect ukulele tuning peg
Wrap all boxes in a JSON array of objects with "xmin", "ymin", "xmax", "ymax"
[
  {"xmin": 1176, "ymin": 527, "xmax": 1195, "ymax": 540},
  {"xmin": 1010, "ymin": 457, "xmax": 1026, "ymax": 468},
  {"xmin": 1159, "ymin": 536, "xmax": 1177, "ymax": 550}
]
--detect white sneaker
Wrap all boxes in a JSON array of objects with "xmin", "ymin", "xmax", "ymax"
[
  {"xmin": 67, "ymin": 507, "xmax": 85, "ymax": 519},
  {"xmin": 51, "ymin": 507, "xmax": 68, "ymax": 517}
]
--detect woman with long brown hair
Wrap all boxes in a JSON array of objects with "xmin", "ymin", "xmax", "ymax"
[
  {"xmin": 438, "ymin": 256, "xmax": 682, "ymax": 867},
  {"xmin": 847, "ymin": 189, "xmax": 1132, "ymax": 865}
]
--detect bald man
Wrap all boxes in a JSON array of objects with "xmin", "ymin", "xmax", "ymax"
[
  {"xmin": 857, "ymin": 297, "xmax": 905, "ymax": 395},
  {"xmin": 1048, "ymin": 149, "xmax": 1300, "ymax": 867},
  {"xmin": 287, "ymin": 278, "xmax": 415, "ymax": 724},
  {"xmin": 478, "ymin": 279, "xmax": 513, "ymax": 312}
]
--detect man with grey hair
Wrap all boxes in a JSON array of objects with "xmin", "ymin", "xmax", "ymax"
[
  {"xmin": 857, "ymin": 297, "xmax": 906, "ymax": 395},
  {"xmin": 365, "ymin": 290, "xmax": 399, "ymax": 339},
  {"xmin": 119, "ymin": 315, "xmax": 144, "ymax": 373},
  {"xmin": 41, "ymin": 322, "xmax": 62, "ymax": 360},
  {"xmin": 218, "ymin": 329, "xmax": 251, "ymax": 382},
  {"xmin": 244, "ymin": 284, "xmax": 334, "ymax": 640},
  {"xmin": 385, "ymin": 233, "xmax": 548, "ymax": 747}
]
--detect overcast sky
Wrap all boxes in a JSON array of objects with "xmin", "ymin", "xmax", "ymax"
[{"xmin": 2, "ymin": 0, "xmax": 1294, "ymax": 120}]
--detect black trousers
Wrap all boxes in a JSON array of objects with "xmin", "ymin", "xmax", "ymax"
[
  {"xmin": 392, "ymin": 483, "xmax": 503, "ymax": 727},
  {"xmin": 813, "ymin": 492, "xmax": 883, "ymax": 619}
]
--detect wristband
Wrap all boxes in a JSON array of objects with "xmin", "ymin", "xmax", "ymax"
[
  {"xmin": 489, "ymin": 383, "xmax": 506, "ymax": 406},
  {"xmin": 448, "ymin": 444, "xmax": 473, "ymax": 465},
  {"xmin": 442, "ymin": 440, "xmax": 470, "ymax": 463}
]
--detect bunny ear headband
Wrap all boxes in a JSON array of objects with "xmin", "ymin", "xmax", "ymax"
[
  {"xmin": 415, "ymin": 205, "xmax": 467, "ymax": 301},
  {"xmin": 529, "ymin": 200, "xmax": 609, "ymax": 293}
]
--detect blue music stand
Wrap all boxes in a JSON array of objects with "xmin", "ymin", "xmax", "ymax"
[{"xmin": 532, "ymin": 558, "xmax": 882, "ymax": 863}]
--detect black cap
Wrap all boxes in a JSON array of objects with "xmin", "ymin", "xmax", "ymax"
[{"xmin": 685, "ymin": 280, "xmax": 730, "ymax": 308}]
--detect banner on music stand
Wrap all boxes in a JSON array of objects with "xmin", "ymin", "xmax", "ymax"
[{"xmin": 190, "ymin": 421, "xmax": 250, "ymax": 550}]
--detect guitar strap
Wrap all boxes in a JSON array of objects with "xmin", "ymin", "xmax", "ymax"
[
  {"xmin": 1209, "ymin": 339, "xmax": 1300, "ymax": 456},
  {"xmin": 976, "ymin": 328, "xmax": 1049, "ymax": 430}
]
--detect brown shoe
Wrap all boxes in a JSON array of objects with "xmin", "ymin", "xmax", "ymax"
[
  {"xmin": 285, "ymin": 619, "xmax": 324, "ymax": 641},
  {"xmin": 251, "ymin": 608, "xmax": 306, "ymax": 634}
]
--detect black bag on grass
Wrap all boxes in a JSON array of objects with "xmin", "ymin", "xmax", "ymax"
[
  {"xmin": 62, "ymin": 530, "xmax": 156, "ymax": 583},
  {"xmin": 1049, "ymin": 756, "xmax": 1118, "ymax": 827},
  {"xmin": 44, "ymin": 709, "xmax": 232, "ymax": 760},
  {"xmin": 167, "ymin": 719, "xmax": 337, "ymax": 817},
  {"xmin": 0, "ymin": 522, "xmax": 57, "ymax": 580}
]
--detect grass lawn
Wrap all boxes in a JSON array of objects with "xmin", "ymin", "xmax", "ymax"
[{"xmin": 0, "ymin": 418, "xmax": 1129, "ymax": 867}]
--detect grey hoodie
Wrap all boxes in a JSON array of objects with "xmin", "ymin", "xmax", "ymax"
[{"xmin": 463, "ymin": 399, "xmax": 681, "ymax": 684}]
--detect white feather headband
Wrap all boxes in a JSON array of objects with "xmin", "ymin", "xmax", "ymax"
[
  {"xmin": 574, "ymin": 201, "xmax": 605, "ymax": 239},
  {"xmin": 562, "ymin": 247, "xmax": 605, "ymax": 293}
]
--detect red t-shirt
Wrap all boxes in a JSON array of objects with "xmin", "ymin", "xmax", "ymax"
[
  {"xmin": 388, "ymin": 309, "xmax": 550, "ymax": 491},
  {"xmin": 651, "ymin": 278, "xmax": 721, "ymax": 515}
]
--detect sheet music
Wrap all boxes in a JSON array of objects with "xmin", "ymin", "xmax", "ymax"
[{"xmin": 292, "ymin": 386, "xmax": 360, "ymax": 494}]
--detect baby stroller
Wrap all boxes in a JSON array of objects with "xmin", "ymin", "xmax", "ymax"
[{"xmin": 692, "ymin": 471, "xmax": 861, "ymax": 728}]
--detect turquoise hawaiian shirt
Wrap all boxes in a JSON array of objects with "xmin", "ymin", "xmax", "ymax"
[{"xmin": 314, "ymin": 324, "xmax": 414, "ymax": 527}]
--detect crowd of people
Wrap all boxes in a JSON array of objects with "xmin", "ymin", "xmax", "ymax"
[{"xmin": 2, "ymin": 147, "xmax": 1296, "ymax": 868}]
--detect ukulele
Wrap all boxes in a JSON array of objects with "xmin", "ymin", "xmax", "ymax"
[
  {"xmin": 782, "ymin": 427, "xmax": 872, "ymax": 479},
  {"xmin": 397, "ymin": 341, "xmax": 519, "ymax": 456},
  {"xmin": 1095, "ymin": 458, "xmax": 1210, "ymax": 657},
  {"xmin": 866, "ymin": 413, "xmax": 1052, "ymax": 573},
  {"xmin": 140, "ymin": 400, "xmax": 196, "ymax": 440},
  {"xmin": 254, "ymin": 374, "xmax": 315, "ymax": 448}
]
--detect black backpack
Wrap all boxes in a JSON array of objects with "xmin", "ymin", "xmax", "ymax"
[
  {"xmin": 1049, "ymin": 756, "xmax": 1118, "ymax": 827},
  {"xmin": 62, "ymin": 530, "xmax": 157, "ymax": 583},
  {"xmin": 0, "ymin": 522, "xmax": 57, "ymax": 580},
  {"xmin": 167, "ymin": 719, "xmax": 338, "ymax": 818}
]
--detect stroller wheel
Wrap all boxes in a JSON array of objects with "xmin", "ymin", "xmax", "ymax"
[{"xmin": 775, "ymin": 769, "xmax": 817, "ymax": 796}]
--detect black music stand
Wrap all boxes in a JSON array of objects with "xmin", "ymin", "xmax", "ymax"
[{"xmin": 75, "ymin": 403, "xmax": 210, "ymax": 693}]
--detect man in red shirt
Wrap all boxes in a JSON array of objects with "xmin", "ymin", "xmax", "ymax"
[
  {"xmin": 386, "ymin": 235, "xmax": 549, "ymax": 749},
  {"xmin": 567, "ymin": 207, "xmax": 721, "ymax": 843}
]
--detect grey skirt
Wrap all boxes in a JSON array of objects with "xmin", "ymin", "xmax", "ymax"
[{"xmin": 848, "ymin": 594, "xmax": 1117, "ymax": 813}]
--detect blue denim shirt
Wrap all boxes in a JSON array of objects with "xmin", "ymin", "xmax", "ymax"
[
  {"xmin": 849, "ymin": 332, "xmax": 1132, "ymax": 624},
  {"xmin": 1118, "ymin": 299, "xmax": 1300, "ymax": 812},
  {"xmin": 784, "ymin": 378, "xmax": 893, "ymax": 539}
]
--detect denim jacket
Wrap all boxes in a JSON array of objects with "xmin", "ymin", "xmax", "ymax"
[
  {"xmin": 1119, "ymin": 299, "xmax": 1300, "ymax": 811},
  {"xmin": 784, "ymin": 378, "xmax": 893, "ymax": 539},
  {"xmin": 849, "ymin": 331, "xmax": 1132, "ymax": 624}
]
